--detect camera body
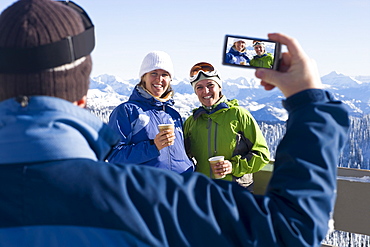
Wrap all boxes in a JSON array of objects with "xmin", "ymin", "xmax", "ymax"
[{"xmin": 222, "ymin": 34, "xmax": 281, "ymax": 71}]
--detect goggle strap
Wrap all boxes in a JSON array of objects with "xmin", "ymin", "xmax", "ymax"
[
  {"xmin": 0, "ymin": 26, "xmax": 95, "ymax": 73},
  {"xmin": 190, "ymin": 70, "xmax": 220, "ymax": 83}
]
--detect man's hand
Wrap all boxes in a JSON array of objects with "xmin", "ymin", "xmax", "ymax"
[{"xmin": 255, "ymin": 33, "xmax": 323, "ymax": 98}]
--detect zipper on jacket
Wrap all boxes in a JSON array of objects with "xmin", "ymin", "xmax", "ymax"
[
  {"xmin": 214, "ymin": 122, "xmax": 218, "ymax": 156},
  {"xmin": 165, "ymin": 105, "xmax": 172, "ymax": 170},
  {"xmin": 160, "ymin": 104, "xmax": 172, "ymax": 170},
  {"xmin": 207, "ymin": 118, "xmax": 212, "ymax": 177},
  {"xmin": 206, "ymin": 118, "xmax": 219, "ymax": 178}
]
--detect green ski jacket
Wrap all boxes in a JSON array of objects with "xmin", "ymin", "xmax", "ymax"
[
  {"xmin": 250, "ymin": 53, "xmax": 274, "ymax": 68},
  {"xmin": 184, "ymin": 97, "xmax": 270, "ymax": 184}
]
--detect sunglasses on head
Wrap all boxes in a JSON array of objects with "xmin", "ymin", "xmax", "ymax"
[
  {"xmin": 0, "ymin": 0, "xmax": 95, "ymax": 74},
  {"xmin": 189, "ymin": 62, "xmax": 220, "ymax": 83}
]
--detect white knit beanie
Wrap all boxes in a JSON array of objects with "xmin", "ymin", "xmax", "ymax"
[
  {"xmin": 139, "ymin": 51, "xmax": 174, "ymax": 79},
  {"xmin": 234, "ymin": 38, "xmax": 245, "ymax": 44}
]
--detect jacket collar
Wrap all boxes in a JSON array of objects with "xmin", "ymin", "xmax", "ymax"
[
  {"xmin": 129, "ymin": 85, "xmax": 175, "ymax": 108},
  {"xmin": 0, "ymin": 96, "xmax": 120, "ymax": 164},
  {"xmin": 230, "ymin": 46, "xmax": 247, "ymax": 56},
  {"xmin": 192, "ymin": 96, "xmax": 230, "ymax": 120},
  {"xmin": 253, "ymin": 53, "xmax": 268, "ymax": 59}
]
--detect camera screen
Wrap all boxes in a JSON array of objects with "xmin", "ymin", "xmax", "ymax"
[{"xmin": 222, "ymin": 35, "xmax": 281, "ymax": 70}]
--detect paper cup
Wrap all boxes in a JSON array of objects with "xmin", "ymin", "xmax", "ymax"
[
  {"xmin": 158, "ymin": 124, "xmax": 175, "ymax": 146},
  {"xmin": 158, "ymin": 124, "xmax": 175, "ymax": 132},
  {"xmin": 208, "ymin": 156, "xmax": 225, "ymax": 179}
]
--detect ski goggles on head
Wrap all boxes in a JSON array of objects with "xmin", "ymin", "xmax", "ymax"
[
  {"xmin": 189, "ymin": 62, "xmax": 220, "ymax": 83},
  {"xmin": 253, "ymin": 41, "xmax": 265, "ymax": 47}
]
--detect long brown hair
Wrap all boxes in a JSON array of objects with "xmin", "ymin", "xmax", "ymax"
[{"xmin": 138, "ymin": 75, "xmax": 174, "ymax": 98}]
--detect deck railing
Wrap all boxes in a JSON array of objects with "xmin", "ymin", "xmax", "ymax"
[{"xmin": 253, "ymin": 162, "xmax": 370, "ymax": 245}]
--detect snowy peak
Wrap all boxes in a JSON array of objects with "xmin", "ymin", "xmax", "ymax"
[
  {"xmin": 322, "ymin": 71, "xmax": 363, "ymax": 88},
  {"xmin": 224, "ymin": 77, "xmax": 260, "ymax": 88},
  {"xmin": 87, "ymin": 71, "xmax": 370, "ymax": 122},
  {"xmin": 90, "ymin": 74, "xmax": 136, "ymax": 95}
]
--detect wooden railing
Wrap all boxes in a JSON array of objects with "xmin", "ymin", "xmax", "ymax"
[{"xmin": 254, "ymin": 163, "xmax": 370, "ymax": 238}]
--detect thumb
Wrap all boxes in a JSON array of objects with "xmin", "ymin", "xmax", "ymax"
[
  {"xmin": 255, "ymin": 68, "xmax": 282, "ymax": 86},
  {"xmin": 255, "ymin": 68, "xmax": 283, "ymax": 91}
]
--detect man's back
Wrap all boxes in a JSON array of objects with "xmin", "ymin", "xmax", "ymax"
[
  {"xmin": 0, "ymin": 90, "xmax": 349, "ymax": 247},
  {"xmin": 0, "ymin": 0, "xmax": 350, "ymax": 245}
]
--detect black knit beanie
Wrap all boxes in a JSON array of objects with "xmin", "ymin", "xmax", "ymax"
[{"xmin": 0, "ymin": 0, "xmax": 92, "ymax": 102}]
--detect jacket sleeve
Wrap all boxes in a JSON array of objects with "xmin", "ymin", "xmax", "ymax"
[
  {"xmin": 183, "ymin": 116, "xmax": 194, "ymax": 159},
  {"xmin": 107, "ymin": 104, "xmax": 159, "ymax": 165},
  {"xmin": 225, "ymin": 53, "xmax": 235, "ymax": 64},
  {"xmin": 230, "ymin": 107, "xmax": 270, "ymax": 177},
  {"xmin": 260, "ymin": 89, "xmax": 349, "ymax": 245}
]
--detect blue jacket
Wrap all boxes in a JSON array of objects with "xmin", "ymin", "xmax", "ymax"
[
  {"xmin": 0, "ymin": 89, "xmax": 349, "ymax": 247},
  {"xmin": 107, "ymin": 85, "xmax": 194, "ymax": 173},
  {"xmin": 225, "ymin": 46, "xmax": 250, "ymax": 65}
]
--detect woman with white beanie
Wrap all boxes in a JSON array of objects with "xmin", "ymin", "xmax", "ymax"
[
  {"xmin": 224, "ymin": 38, "xmax": 250, "ymax": 65},
  {"xmin": 107, "ymin": 51, "xmax": 194, "ymax": 173}
]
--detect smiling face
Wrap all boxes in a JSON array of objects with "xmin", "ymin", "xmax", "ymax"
[
  {"xmin": 194, "ymin": 79, "xmax": 222, "ymax": 107},
  {"xmin": 143, "ymin": 69, "xmax": 171, "ymax": 97},
  {"xmin": 254, "ymin": 45, "xmax": 265, "ymax": 55},
  {"xmin": 235, "ymin": 41, "xmax": 246, "ymax": 52}
]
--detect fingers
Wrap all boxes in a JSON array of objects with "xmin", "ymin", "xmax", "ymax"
[
  {"xmin": 255, "ymin": 68, "xmax": 280, "ymax": 88},
  {"xmin": 278, "ymin": 52, "xmax": 292, "ymax": 73},
  {"xmin": 214, "ymin": 160, "xmax": 232, "ymax": 175},
  {"xmin": 267, "ymin": 33, "xmax": 304, "ymax": 60},
  {"xmin": 260, "ymin": 80, "xmax": 276, "ymax": 91},
  {"xmin": 255, "ymin": 50, "xmax": 292, "ymax": 90},
  {"xmin": 255, "ymin": 33, "xmax": 323, "ymax": 98},
  {"xmin": 154, "ymin": 130, "xmax": 175, "ymax": 150}
]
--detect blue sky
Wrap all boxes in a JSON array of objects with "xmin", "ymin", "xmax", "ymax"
[{"xmin": 1, "ymin": 0, "xmax": 370, "ymax": 81}]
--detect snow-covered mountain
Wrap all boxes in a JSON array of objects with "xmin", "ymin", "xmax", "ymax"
[
  {"xmin": 87, "ymin": 71, "xmax": 370, "ymax": 171},
  {"xmin": 87, "ymin": 71, "xmax": 370, "ymax": 122}
]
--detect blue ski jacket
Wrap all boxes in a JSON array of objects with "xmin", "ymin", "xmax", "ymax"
[
  {"xmin": 107, "ymin": 85, "xmax": 194, "ymax": 173},
  {"xmin": 0, "ymin": 89, "xmax": 349, "ymax": 247}
]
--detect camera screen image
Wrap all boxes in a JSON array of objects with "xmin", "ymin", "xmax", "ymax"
[{"xmin": 222, "ymin": 35, "xmax": 281, "ymax": 70}]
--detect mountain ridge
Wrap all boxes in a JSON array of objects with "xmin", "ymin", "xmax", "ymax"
[{"xmin": 87, "ymin": 71, "xmax": 370, "ymax": 122}]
